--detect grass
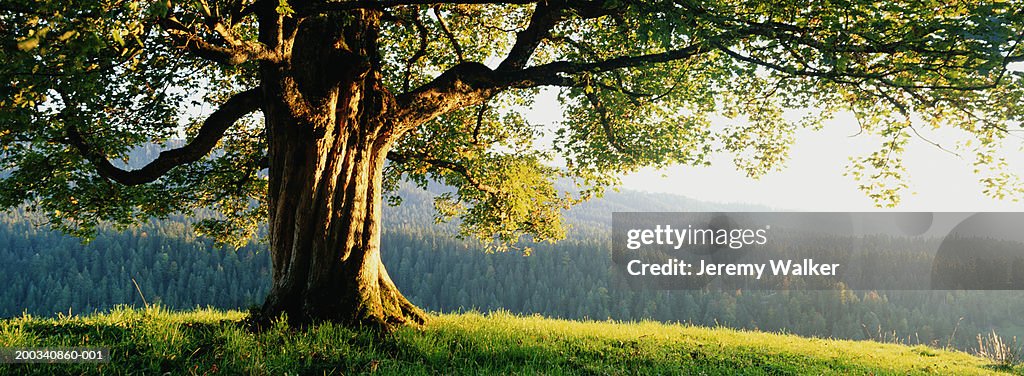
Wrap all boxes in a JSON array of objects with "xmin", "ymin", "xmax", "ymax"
[{"xmin": 1, "ymin": 306, "xmax": 1021, "ymax": 375}]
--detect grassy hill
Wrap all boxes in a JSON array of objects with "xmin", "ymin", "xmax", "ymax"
[{"xmin": 1, "ymin": 307, "xmax": 1019, "ymax": 375}]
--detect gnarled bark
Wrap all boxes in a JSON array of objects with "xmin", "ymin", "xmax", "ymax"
[
  {"xmin": 258, "ymin": 107, "xmax": 426, "ymax": 327},
  {"xmin": 255, "ymin": 10, "xmax": 425, "ymax": 329}
]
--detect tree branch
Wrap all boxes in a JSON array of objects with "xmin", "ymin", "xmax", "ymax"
[
  {"xmin": 308, "ymin": 0, "xmax": 537, "ymax": 13},
  {"xmin": 158, "ymin": 13, "xmax": 279, "ymax": 66},
  {"xmin": 386, "ymin": 150, "xmax": 498, "ymax": 193},
  {"xmin": 504, "ymin": 42, "xmax": 709, "ymax": 88},
  {"xmin": 66, "ymin": 88, "xmax": 263, "ymax": 186},
  {"xmin": 684, "ymin": 1, "xmax": 1017, "ymax": 91},
  {"xmin": 433, "ymin": 5, "xmax": 465, "ymax": 64},
  {"xmin": 496, "ymin": 1, "xmax": 622, "ymax": 72},
  {"xmin": 395, "ymin": 41, "xmax": 712, "ymax": 129},
  {"xmin": 403, "ymin": 8, "xmax": 430, "ymax": 92},
  {"xmin": 395, "ymin": 61, "xmax": 504, "ymax": 128},
  {"xmin": 473, "ymin": 100, "xmax": 489, "ymax": 144},
  {"xmin": 583, "ymin": 88, "xmax": 629, "ymax": 154},
  {"xmin": 714, "ymin": 43, "xmax": 1006, "ymax": 92},
  {"xmin": 496, "ymin": 2, "xmax": 562, "ymax": 71}
]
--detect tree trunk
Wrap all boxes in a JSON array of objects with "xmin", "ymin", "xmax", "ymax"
[{"xmin": 255, "ymin": 11, "xmax": 425, "ymax": 329}]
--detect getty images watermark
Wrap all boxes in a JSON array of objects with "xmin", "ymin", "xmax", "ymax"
[{"xmin": 612, "ymin": 212, "xmax": 1024, "ymax": 290}]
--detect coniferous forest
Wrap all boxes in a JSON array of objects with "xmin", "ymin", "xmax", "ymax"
[{"xmin": 1, "ymin": 185, "xmax": 1022, "ymax": 352}]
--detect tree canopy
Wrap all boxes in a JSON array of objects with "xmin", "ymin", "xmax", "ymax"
[{"xmin": 2, "ymin": 0, "xmax": 1023, "ymax": 248}]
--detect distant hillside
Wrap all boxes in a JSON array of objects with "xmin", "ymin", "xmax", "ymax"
[
  {"xmin": 384, "ymin": 179, "xmax": 771, "ymax": 234},
  {"xmin": 0, "ymin": 307, "xmax": 1018, "ymax": 375}
]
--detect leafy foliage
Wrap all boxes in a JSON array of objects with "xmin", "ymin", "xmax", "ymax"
[
  {"xmin": 0, "ymin": 0, "xmax": 260, "ymax": 242},
  {"xmin": 2, "ymin": 0, "xmax": 1023, "ymax": 247}
]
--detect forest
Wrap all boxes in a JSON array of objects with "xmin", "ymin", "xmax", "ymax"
[{"xmin": 1, "ymin": 184, "xmax": 1022, "ymax": 352}]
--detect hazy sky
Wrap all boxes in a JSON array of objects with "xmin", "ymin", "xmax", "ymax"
[{"xmin": 522, "ymin": 89, "xmax": 1024, "ymax": 212}]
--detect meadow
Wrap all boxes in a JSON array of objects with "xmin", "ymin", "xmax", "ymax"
[{"xmin": 1, "ymin": 306, "xmax": 1020, "ymax": 375}]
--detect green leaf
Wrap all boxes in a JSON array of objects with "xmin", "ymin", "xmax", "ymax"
[
  {"xmin": 276, "ymin": 0, "xmax": 295, "ymax": 16},
  {"xmin": 16, "ymin": 37, "xmax": 39, "ymax": 51},
  {"xmin": 112, "ymin": 29, "xmax": 124, "ymax": 47}
]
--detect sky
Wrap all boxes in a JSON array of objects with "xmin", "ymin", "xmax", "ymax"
[{"xmin": 522, "ymin": 89, "xmax": 1024, "ymax": 212}]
